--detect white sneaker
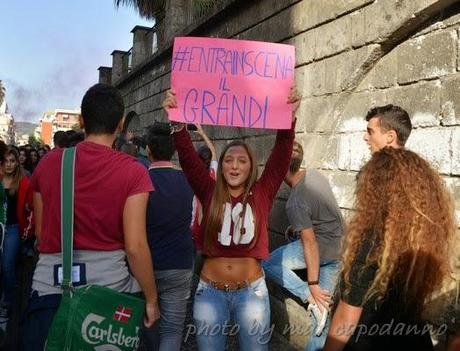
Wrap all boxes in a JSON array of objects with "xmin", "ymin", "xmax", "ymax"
[{"xmin": 307, "ymin": 303, "xmax": 328, "ymax": 336}]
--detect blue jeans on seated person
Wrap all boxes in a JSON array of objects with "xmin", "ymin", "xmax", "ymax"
[
  {"xmin": 262, "ymin": 239, "xmax": 341, "ymax": 351},
  {"xmin": 142, "ymin": 269, "xmax": 193, "ymax": 351},
  {"xmin": 193, "ymin": 275, "xmax": 271, "ymax": 351}
]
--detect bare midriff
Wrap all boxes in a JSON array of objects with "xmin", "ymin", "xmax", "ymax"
[{"xmin": 201, "ymin": 256, "xmax": 262, "ymax": 283}]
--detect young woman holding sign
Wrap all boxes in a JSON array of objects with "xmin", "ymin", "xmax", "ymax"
[{"xmin": 162, "ymin": 87, "xmax": 299, "ymax": 350}]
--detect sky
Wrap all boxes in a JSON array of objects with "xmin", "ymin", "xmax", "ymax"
[{"xmin": 0, "ymin": 0, "xmax": 153, "ymax": 123}]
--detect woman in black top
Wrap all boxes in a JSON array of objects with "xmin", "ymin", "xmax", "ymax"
[{"xmin": 324, "ymin": 148, "xmax": 455, "ymax": 351}]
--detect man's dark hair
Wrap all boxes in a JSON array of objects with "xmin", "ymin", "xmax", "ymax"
[
  {"xmin": 68, "ymin": 132, "xmax": 85, "ymax": 147},
  {"xmin": 365, "ymin": 104, "xmax": 412, "ymax": 146},
  {"xmin": 0, "ymin": 140, "xmax": 7, "ymax": 163},
  {"xmin": 145, "ymin": 122, "xmax": 175, "ymax": 161},
  {"xmin": 289, "ymin": 140, "xmax": 304, "ymax": 173},
  {"xmin": 120, "ymin": 143, "xmax": 138, "ymax": 157},
  {"xmin": 131, "ymin": 136, "xmax": 146, "ymax": 150},
  {"xmin": 198, "ymin": 145, "xmax": 212, "ymax": 169},
  {"xmin": 81, "ymin": 84, "xmax": 124, "ymax": 135},
  {"xmin": 53, "ymin": 131, "xmax": 68, "ymax": 148}
]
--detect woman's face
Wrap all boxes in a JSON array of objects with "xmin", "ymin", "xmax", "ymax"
[
  {"xmin": 4, "ymin": 154, "xmax": 18, "ymax": 175},
  {"xmin": 30, "ymin": 151, "xmax": 38, "ymax": 163},
  {"xmin": 19, "ymin": 151, "xmax": 26, "ymax": 165},
  {"xmin": 221, "ymin": 146, "xmax": 251, "ymax": 193},
  {"xmin": 38, "ymin": 149, "xmax": 45, "ymax": 158}
]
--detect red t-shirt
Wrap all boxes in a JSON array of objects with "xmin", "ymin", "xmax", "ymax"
[
  {"xmin": 174, "ymin": 126, "xmax": 294, "ymax": 259},
  {"xmin": 31, "ymin": 141, "xmax": 154, "ymax": 253}
]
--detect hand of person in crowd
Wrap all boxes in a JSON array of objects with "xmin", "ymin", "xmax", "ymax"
[
  {"xmin": 287, "ymin": 86, "xmax": 301, "ymax": 120},
  {"xmin": 162, "ymin": 89, "xmax": 185, "ymax": 133},
  {"xmin": 194, "ymin": 123, "xmax": 205, "ymax": 137},
  {"xmin": 144, "ymin": 300, "xmax": 160, "ymax": 327},
  {"xmin": 310, "ymin": 284, "xmax": 332, "ymax": 312},
  {"xmin": 284, "ymin": 225, "xmax": 293, "ymax": 241}
]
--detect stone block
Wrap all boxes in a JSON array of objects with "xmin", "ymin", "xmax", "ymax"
[
  {"xmin": 336, "ymin": 45, "xmax": 380, "ymax": 93},
  {"xmin": 296, "ymin": 133, "xmax": 336, "ymax": 170},
  {"xmin": 444, "ymin": 176, "xmax": 460, "ymax": 226},
  {"xmin": 288, "ymin": 0, "xmax": 317, "ymax": 35},
  {"xmin": 441, "ymin": 75, "xmax": 460, "ymax": 126},
  {"xmin": 351, "ymin": 0, "xmax": 418, "ymax": 47},
  {"xmin": 211, "ymin": 0, "xmax": 297, "ymax": 39},
  {"xmin": 385, "ymin": 81, "xmax": 441, "ymax": 127},
  {"xmin": 296, "ymin": 62, "xmax": 325, "ymax": 98},
  {"xmin": 320, "ymin": 136, "xmax": 341, "ymax": 170},
  {"xmin": 358, "ymin": 48, "xmax": 398, "ymax": 91},
  {"xmin": 314, "ymin": 15, "xmax": 352, "ymax": 60},
  {"xmin": 246, "ymin": 134, "xmax": 277, "ymax": 164},
  {"xmin": 286, "ymin": 30, "xmax": 316, "ymax": 66},
  {"xmin": 445, "ymin": 12, "xmax": 460, "ymax": 27},
  {"xmin": 269, "ymin": 293, "xmax": 311, "ymax": 349},
  {"xmin": 313, "ymin": 0, "xmax": 373, "ymax": 26},
  {"xmin": 341, "ymin": 207, "xmax": 355, "ymax": 222},
  {"xmin": 397, "ymin": 30, "xmax": 456, "ymax": 84},
  {"xmin": 452, "ymin": 128, "xmax": 460, "ymax": 175},
  {"xmin": 301, "ymin": 95, "xmax": 340, "ymax": 133},
  {"xmin": 406, "ymin": 128, "xmax": 452, "ymax": 175},
  {"xmin": 269, "ymin": 230, "xmax": 287, "ymax": 252},
  {"xmin": 322, "ymin": 170, "xmax": 357, "ymax": 210},
  {"xmin": 338, "ymin": 90, "xmax": 388, "ymax": 132},
  {"xmin": 349, "ymin": 132, "xmax": 370, "ymax": 171},
  {"xmin": 287, "ymin": 0, "xmax": 372, "ymax": 38},
  {"xmin": 337, "ymin": 134, "xmax": 350, "ymax": 171},
  {"xmin": 321, "ymin": 132, "xmax": 366, "ymax": 172},
  {"xmin": 237, "ymin": 7, "xmax": 291, "ymax": 43}
]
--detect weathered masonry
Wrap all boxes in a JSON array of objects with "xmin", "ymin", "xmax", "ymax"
[{"xmin": 99, "ymin": 1, "xmax": 460, "ymax": 348}]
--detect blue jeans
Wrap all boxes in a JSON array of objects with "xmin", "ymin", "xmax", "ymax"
[
  {"xmin": 1, "ymin": 224, "xmax": 20, "ymax": 309},
  {"xmin": 262, "ymin": 239, "xmax": 341, "ymax": 351},
  {"xmin": 143, "ymin": 269, "xmax": 193, "ymax": 351},
  {"xmin": 193, "ymin": 276, "xmax": 271, "ymax": 351}
]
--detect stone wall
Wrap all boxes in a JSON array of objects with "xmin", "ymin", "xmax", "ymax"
[{"xmin": 105, "ymin": 0, "xmax": 460, "ymax": 348}]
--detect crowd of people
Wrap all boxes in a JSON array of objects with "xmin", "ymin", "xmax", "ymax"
[{"xmin": 0, "ymin": 83, "xmax": 457, "ymax": 351}]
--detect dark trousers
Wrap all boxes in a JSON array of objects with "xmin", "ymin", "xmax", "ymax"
[{"xmin": 20, "ymin": 291, "xmax": 61, "ymax": 351}]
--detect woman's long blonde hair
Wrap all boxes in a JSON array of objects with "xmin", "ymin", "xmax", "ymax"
[
  {"xmin": 204, "ymin": 140, "xmax": 259, "ymax": 253},
  {"xmin": 342, "ymin": 147, "xmax": 455, "ymax": 318}
]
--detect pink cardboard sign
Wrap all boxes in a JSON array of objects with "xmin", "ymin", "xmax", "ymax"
[{"xmin": 169, "ymin": 37, "xmax": 295, "ymax": 129}]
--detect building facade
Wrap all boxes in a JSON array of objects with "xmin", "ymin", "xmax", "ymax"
[
  {"xmin": 0, "ymin": 100, "xmax": 16, "ymax": 144},
  {"xmin": 36, "ymin": 108, "xmax": 80, "ymax": 146}
]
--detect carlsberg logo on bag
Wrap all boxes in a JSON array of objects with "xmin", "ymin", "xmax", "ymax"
[{"xmin": 81, "ymin": 313, "xmax": 140, "ymax": 349}]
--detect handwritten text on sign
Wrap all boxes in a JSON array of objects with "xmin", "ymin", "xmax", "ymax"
[{"xmin": 169, "ymin": 37, "xmax": 295, "ymax": 129}]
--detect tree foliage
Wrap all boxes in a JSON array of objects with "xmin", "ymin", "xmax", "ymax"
[{"xmin": 28, "ymin": 134, "xmax": 42, "ymax": 148}]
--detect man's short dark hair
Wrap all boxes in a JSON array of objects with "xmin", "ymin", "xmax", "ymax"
[
  {"xmin": 131, "ymin": 136, "xmax": 146, "ymax": 150},
  {"xmin": 53, "ymin": 131, "xmax": 68, "ymax": 148},
  {"xmin": 198, "ymin": 146, "xmax": 212, "ymax": 169},
  {"xmin": 365, "ymin": 104, "xmax": 412, "ymax": 146},
  {"xmin": 81, "ymin": 84, "xmax": 124, "ymax": 135},
  {"xmin": 120, "ymin": 143, "xmax": 138, "ymax": 157},
  {"xmin": 145, "ymin": 122, "xmax": 175, "ymax": 161},
  {"xmin": 0, "ymin": 140, "xmax": 7, "ymax": 163}
]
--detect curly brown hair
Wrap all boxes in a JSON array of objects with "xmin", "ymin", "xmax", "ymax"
[{"xmin": 342, "ymin": 147, "xmax": 455, "ymax": 319}]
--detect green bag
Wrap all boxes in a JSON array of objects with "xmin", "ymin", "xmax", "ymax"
[{"xmin": 45, "ymin": 147, "xmax": 145, "ymax": 351}]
